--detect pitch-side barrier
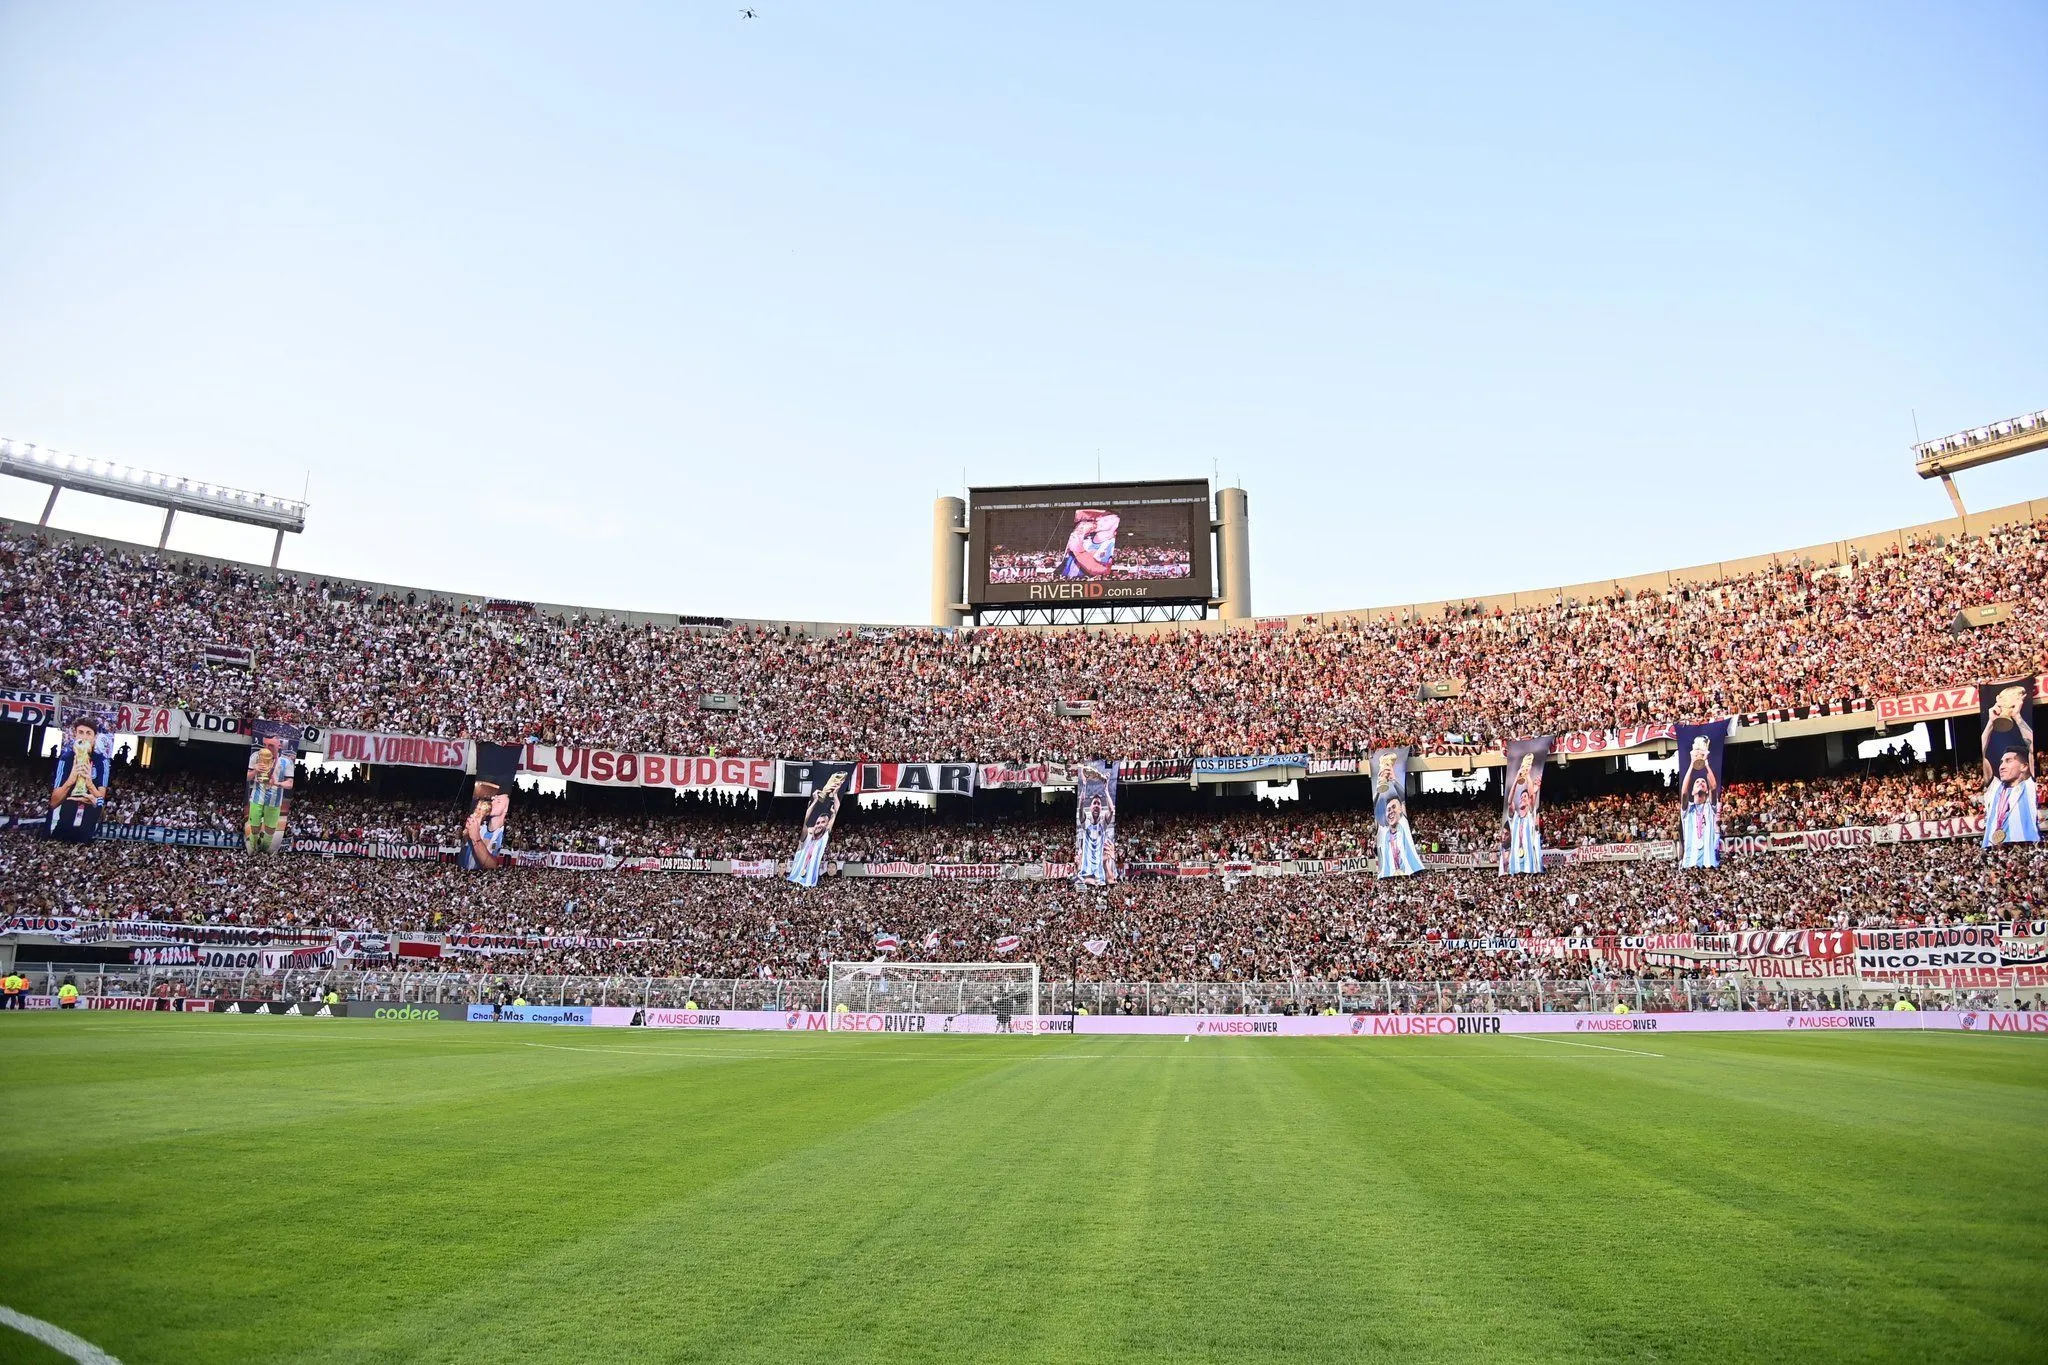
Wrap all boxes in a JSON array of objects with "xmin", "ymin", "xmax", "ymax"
[{"xmin": 24, "ymin": 996, "xmax": 2043, "ymax": 1035}]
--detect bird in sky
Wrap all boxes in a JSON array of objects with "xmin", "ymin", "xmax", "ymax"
[{"xmin": 740, "ymin": 8, "xmax": 757, "ymax": 16}]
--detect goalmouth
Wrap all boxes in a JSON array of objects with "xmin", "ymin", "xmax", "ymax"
[{"xmin": 825, "ymin": 961, "xmax": 1040, "ymax": 1025}]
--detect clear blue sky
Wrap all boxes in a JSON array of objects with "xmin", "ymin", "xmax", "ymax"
[{"xmin": 1, "ymin": 1, "xmax": 2042, "ymax": 621}]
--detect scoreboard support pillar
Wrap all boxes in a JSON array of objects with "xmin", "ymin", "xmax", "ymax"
[
  {"xmin": 931, "ymin": 496, "xmax": 968, "ymax": 628},
  {"xmin": 1214, "ymin": 486, "xmax": 1251, "ymax": 620}
]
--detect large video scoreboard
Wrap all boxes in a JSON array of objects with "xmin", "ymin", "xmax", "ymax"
[{"xmin": 966, "ymin": 480, "xmax": 1213, "ymax": 607}]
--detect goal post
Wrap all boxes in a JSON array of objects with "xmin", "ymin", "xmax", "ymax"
[{"xmin": 825, "ymin": 961, "xmax": 1040, "ymax": 1024}]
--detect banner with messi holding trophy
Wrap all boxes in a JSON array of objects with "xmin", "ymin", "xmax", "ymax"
[
  {"xmin": 1979, "ymin": 678, "xmax": 2039, "ymax": 847},
  {"xmin": 1075, "ymin": 760, "xmax": 1119, "ymax": 886},
  {"xmin": 1499, "ymin": 737, "xmax": 1550, "ymax": 875},
  {"xmin": 1371, "ymin": 746, "xmax": 1421, "ymax": 878},
  {"xmin": 1674, "ymin": 720, "xmax": 1730, "ymax": 868}
]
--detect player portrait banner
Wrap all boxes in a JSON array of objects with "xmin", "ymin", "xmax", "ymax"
[
  {"xmin": 1979, "ymin": 678, "xmax": 2039, "ymax": 847},
  {"xmin": 462, "ymin": 742, "xmax": 521, "ymax": 870},
  {"xmin": 857, "ymin": 762, "xmax": 975, "ymax": 795},
  {"xmin": 1674, "ymin": 720, "xmax": 1730, "ymax": 869},
  {"xmin": 1499, "ymin": 737, "xmax": 1551, "ymax": 876},
  {"xmin": 788, "ymin": 762, "xmax": 856, "ymax": 888},
  {"xmin": 243, "ymin": 721, "xmax": 300, "ymax": 854},
  {"xmin": 527, "ymin": 744, "xmax": 771, "ymax": 792},
  {"xmin": 1370, "ymin": 747, "xmax": 1421, "ymax": 878},
  {"xmin": 1074, "ymin": 760, "xmax": 1119, "ymax": 886},
  {"xmin": 46, "ymin": 705, "xmax": 115, "ymax": 844}
]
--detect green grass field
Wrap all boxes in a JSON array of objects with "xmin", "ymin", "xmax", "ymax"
[{"xmin": 1, "ymin": 1015, "xmax": 2044, "ymax": 1365}]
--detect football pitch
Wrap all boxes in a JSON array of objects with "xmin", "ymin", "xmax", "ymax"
[{"xmin": 1, "ymin": 1016, "xmax": 2044, "ymax": 1364}]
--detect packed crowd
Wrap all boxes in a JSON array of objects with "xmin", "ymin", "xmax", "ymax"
[
  {"xmin": 0, "ymin": 748, "xmax": 2000, "ymax": 864},
  {"xmin": 2, "ymin": 513, "xmax": 2042, "ymax": 761},
  {"xmin": 5, "ymin": 832, "xmax": 2040, "ymax": 983}
]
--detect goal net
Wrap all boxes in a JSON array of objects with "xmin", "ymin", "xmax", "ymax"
[{"xmin": 825, "ymin": 961, "xmax": 1040, "ymax": 1023}]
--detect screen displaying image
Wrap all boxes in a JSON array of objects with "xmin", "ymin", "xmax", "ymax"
[
  {"xmin": 968, "ymin": 481, "xmax": 1211, "ymax": 605},
  {"xmin": 985, "ymin": 504, "xmax": 1193, "ymax": 585}
]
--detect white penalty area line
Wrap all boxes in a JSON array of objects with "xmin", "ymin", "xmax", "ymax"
[
  {"xmin": 520, "ymin": 1041, "xmax": 988, "ymax": 1062},
  {"xmin": 1516, "ymin": 1034, "xmax": 1664, "ymax": 1058},
  {"xmin": 0, "ymin": 1306, "xmax": 122, "ymax": 1365}
]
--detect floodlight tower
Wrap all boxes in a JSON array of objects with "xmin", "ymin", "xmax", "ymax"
[
  {"xmin": 0, "ymin": 437, "xmax": 309, "ymax": 568},
  {"xmin": 1914, "ymin": 407, "xmax": 2047, "ymax": 517}
]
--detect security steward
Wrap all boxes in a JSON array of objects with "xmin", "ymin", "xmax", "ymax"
[
  {"xmin": 1, "ymin": 969, "xmax": 25, "ymax": 1010},
  {"xmin": 56, "ymin": 979, "xmax": 81, "ymax": 1010}
]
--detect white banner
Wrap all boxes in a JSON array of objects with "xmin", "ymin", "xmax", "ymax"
[
  {"xmin": 1855, "ymin": 927, "xmax": 2004, "ymax": 977},
  {"xmin": 557, "ymin": 1010, "xmax": 2042, "ymax": 1037},
  {"xmin": 64, "ymin": 699, "xmax": 183, "ymax": 739},
  {"xmin": 976, "ymin": 761, "xmax": 1076, "ymax": 790},
  {"xmin": 525, "ymin": 745, "xmax": 773, "ymax": 792},
  {"xmin": 178, "ymin": 708, "xmax": 253, "ymax": 745},
  {"xmin": 319, "ymin": 730, "xmax": 470, "ymax": 769},
  {"xmin": 641, "ymin": 1009, "xmax": 793, "ymax": 1030},
  {"xmin": 857, "ymin": 762, "xmax": 975, "ymax": 795}
]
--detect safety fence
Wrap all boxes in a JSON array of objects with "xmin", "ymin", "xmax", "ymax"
[{"xmin": 13, "ymin": 964, "xmax": 2043, "ymax": 1015}]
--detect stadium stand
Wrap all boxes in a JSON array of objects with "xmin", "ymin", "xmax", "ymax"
[
  {"xmin": 1, "ymin": 504, "xmax": 2042, "ymax": 1005},
  {"xmin": 1, "ymin": 504, "xmax": 2042, "ymax": 758}
]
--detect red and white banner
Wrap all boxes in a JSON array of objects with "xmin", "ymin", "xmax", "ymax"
[
  {"xmin": 320, "ymin": 730, "xmax": 470, "ymax": 769},
  {"xmin": 1874, "ymin": 685, "xmax": 1981, "ymax": 726},
  {"xmin": 1549, "ymin": 723, "xmax": 1677, "ymax": 757},
  {"xmin": 72, "ymin": 699, "xmax": 183, "ymax": 739},
  {"xmin": 1873, "ymin": 679, "xmax": 2046, "ymax": 727},
  {"xmin": 525, "ymin": 744, "xmax": 772, "ymax": 792}
]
